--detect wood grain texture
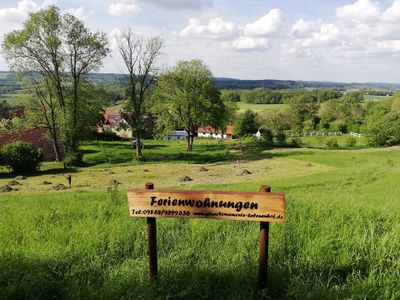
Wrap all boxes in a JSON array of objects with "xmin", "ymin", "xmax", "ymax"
[{"xmin": 127, "ymin": 189, "xmax": 285, "ymax": 222}]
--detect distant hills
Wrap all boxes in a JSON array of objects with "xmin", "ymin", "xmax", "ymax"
[{"xmin": 1, "ymin": 71, "xmax": 400, "ymax": 93}]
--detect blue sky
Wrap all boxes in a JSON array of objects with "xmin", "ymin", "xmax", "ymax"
[{"xmin": 1, "ymin": 0, "xmax": 400, "ymax": 82}]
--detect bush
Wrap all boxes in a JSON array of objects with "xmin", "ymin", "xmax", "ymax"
[
  {"xmin": 274, "ymin": 131, "xmax": 287, "ymax": 145},
  {"xmin": 0, "ymin": 141, "xmax": 43, "ymax": 172},
  {"xmin": 345, "ymin": 136, "xmax": 357, "ymax": 147},
  {"xmin": 261, "ymin": 129, "xmax": 274, "ymax": 146},
  {"xmin": 325, "ymin": 137, "xmax": 339, "ymax": 149},
  {"xmin": 63, "ymin": 151, "xmax": 83, "ymax": 167}
]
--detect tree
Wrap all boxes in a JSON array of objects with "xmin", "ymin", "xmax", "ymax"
[
  {"xmin": 221, "ymin": 90, "xmax": 241, "ymax": 102},
  {"xmin": 115, "ymin": 28, "xmax": 163, "ymax": 160},
  {"xmin": 0, "ymin": 100, "xmax": 11, "ymax": 119},
  {"xmin": 26, "ymin": 77, "xmax": 62, "ymax": 161},
  {"xmin": 152, "ymin": 59, "xmax": 224, "ymax": 151},
  {"xmin": 234, "ymin": 109, "xmax": 259, "ymax": 138},
  {"xmin": 2, "ymin": 6, "xmax": 109, "ymax": 165}
]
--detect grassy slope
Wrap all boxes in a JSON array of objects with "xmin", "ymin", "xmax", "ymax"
[
  {"xmin": 0, "ymin": 93, "xmax": 30, "ymax": 106},
  {"xmin": 1, "ymin": 141, "xmax": 400, "ymax": 299},
  {"xmin": 237, "ymin": 102, "xmax": 287, "ymax": 112}
]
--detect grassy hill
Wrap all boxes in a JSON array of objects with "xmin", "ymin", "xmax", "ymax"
[{"xmin": 0, "ymin": 139, "xmax": 399, "ymax": 299}]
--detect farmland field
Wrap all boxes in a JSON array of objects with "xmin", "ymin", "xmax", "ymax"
[
  {"xmin": 0, "ymin": 140, "xmax": 400, "ymax": 299},
  {"xmin": 237, "ymin": 102, "xmax": 287, "ymax": 112},
  {"xmin": 363, "ymin": 95, "xmax": 390, "ymax": 101},
  {"xmin": 0, "ymin": 93, "xmax": 30, "ymax": 106}
]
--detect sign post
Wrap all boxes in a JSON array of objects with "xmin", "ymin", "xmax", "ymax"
[
  {"xmin": 128, "ymin": 183, "xmax": 285, "ymax": 289},
  {"xmin": 145, "ymin": 182, "xmax": 158, "ymax": 282}
]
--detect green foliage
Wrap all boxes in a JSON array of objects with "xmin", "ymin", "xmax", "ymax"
[
  {"xmin": 345, "ymin": 136, "xmax": 357, "ymax": 147},
  {"xmin": 0, "ymin": 100, "xmax": 11, "ymax": 119},
  {"xmin": 220, "ymin": 90, "xmax": 241, "ymax": 102},
  {"xmin": 0, "ymin": 141, "xmax": 43, "ymax": 172},
  {"xmin": 325, "ymin": 137, "xmax": 339, "ymax": 149},
  {"xmin": 63, "ymin": 151, "xmax": 83, "ymax": 168},
  {"xmin": 152, "ymin": 59, "xmax": 224, "ymax": 150},
  {"xmin": 260, "ymin": 129, "xmax": 274, "ymax": 146},
  {"xmin": 2, "ymin": 5, "xmax": 110, "ymax": 164},
  {"xmin": 233, "ymin": 109, "xmax": 259, "ymax": 138},
  {"xmin": 363, "ymin": 102, "xmax": 400, "ymax": 146},
  {"xmin": 239, "ymin": 88, "xmax": 342, "ymax": 104}
]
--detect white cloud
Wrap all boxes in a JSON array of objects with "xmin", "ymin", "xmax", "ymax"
[
  {"xmin": 144, "ymin": 0, "xmax": 212, "ymax": 11},
  {"xmin": 243, "ymin": 9, "xmax": 284, "ymax": 37},
  {"xmin": 383, "ymin": 0, "xmax": 400, "ymax": 22},
  {"xmin": 232, "ymin": 36, "xmax": 269, "ymax": 50},
  {"xmin": 65, "ymin": 7, "xmax": 86, "ymax": 20},
  {"xmin": 179, "ymin": 17, "xmax": 237, "ymax": 39},
  {"xmin": 0, "ymin": 0, "xmax": 39, "ymax": 23},
  {"xmin": 336, "ymin": 0, "xmax": 380, "ymax": 25},
  {"xmin": 290, "ymin": 19, "xmax": 322, "ymax": 38},
  {"xmin": 108, "ymin": 0, "xmax": 141, "ymax": 17}
]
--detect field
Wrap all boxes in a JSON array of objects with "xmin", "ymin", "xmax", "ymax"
[
  {"xmin": 0, "ymin": 93, "xmax": 30, "ymax": 106},
  {"xmin": 363, "ymin": 95, "xmax": 390, "ymax": 101},
  {"xmin": 237, "ymin": 102, "xmax": 287, "ymax": 113},
  {"xmin": 1, "ymin": 139, "xmax": 400, "ymax": 299}
]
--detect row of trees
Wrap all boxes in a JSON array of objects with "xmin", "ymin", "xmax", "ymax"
[
  {"xmin": 237, "ymin": 87, "xmax": 346, "ymax": 104},
  {"xmin": 2, "ymin": 6, "xmax": 235, "ymax": 163}
]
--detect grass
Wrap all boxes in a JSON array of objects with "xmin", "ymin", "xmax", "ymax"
[
  {"xmin": 0, "ymin": 93, "xmax": 30, "ymax": 106},
  {"xmin": 1, "ymin": 140, "xmax": 400, "ymax": 299},
  {"xmin": 237, "ymin": 102, "xmax": 287, "ymax": 113},
  {"xmin": 289, "ymin": 134, "xmax": 366, "ymax": 149},
  {"xmin": 363, "ymin": 95, "xmax": 390, "ymax": 101}
]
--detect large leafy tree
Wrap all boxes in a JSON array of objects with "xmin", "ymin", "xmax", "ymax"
[
  {"xmin": 2, "ymin": 6, "xmax": 109, "ymax": 165},
  {"xmin": 115, "ymin": 28, "xmax": 163, "ymax": 160},
  {"xmin": 152, "ymin": 59, "xmax": 224, "ymax": 151}
]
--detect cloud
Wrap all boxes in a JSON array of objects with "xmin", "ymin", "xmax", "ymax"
[
  {"xmin": 242, "ymin": 9, "xmax": 284, "ymax": 37},
  {"xmin": 290, "ymin": 19, "xmax": 322, "ymax": 38},
  {"xmin": 0, "ymin": 0, "xmax": 39, "ymax": 23},
  {"xmin": 144, "ymin": 0, "xmax": 212, "ymax": 11},
  {"xmin": 65, "ymin": 7, "xmax": 86, "ymax": 19},
  {"xmin": 232, "ymin": 36, "xmax": 269, "ymax": 50},
  {"xmin": 179, "ymin": 17, "xmax": 237, "ymax": 39},
  {"xmin": 336, "ymin": 0, "xmax": 381, "ymax": 25},
  {"xmin": 108, "ymin": 0, "xmax": 141, "ymax": 17}
]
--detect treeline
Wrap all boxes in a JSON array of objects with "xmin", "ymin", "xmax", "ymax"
[
  {"xmin": 238, "ymin": 88, "xmax": 345, "ymax": 104},
  {"xmin": 250, "ymin": 91, "xmax": 400, "ymax": 147},
  {"xmin": 0, "ymin": 72, "xmax": 22, "ymax": 93},
  {"xmin": 214, "ymin": 78, "xmax": 400, "ymax": 91}
]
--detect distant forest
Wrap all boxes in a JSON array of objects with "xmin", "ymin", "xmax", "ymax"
[{"xmin": 1, "ymin": 71, "xmax": 400, "ymax": 94}]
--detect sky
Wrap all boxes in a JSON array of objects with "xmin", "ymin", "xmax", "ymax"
[{"xmin": 1, "ymin": 0, "xmax": 400, "ymax": 82}]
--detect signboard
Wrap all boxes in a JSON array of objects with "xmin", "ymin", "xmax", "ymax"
[{"xmin": 128, "ymin": 188, "xmax": 285, "ymax": 222}]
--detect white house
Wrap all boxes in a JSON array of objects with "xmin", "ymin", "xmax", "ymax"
[{"xmin": 166, "ymin": 131, "xmax": 188, "ymax": 141}]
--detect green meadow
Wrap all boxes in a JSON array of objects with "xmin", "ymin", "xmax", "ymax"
[
  {"xmin": 237, "ymin": 102, "xmax": 287, "ymax": 113},
  {"xmin": 1, "ymin": 140, "xmax": 400, "ymax": 299},
  {"xmin": 0, "ymin": 93, "xmax": 30, "ymax": 106}
]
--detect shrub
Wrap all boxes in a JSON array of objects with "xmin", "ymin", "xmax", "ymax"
[
  {"xmin": 325, "ymin": 137, "xmax": 339, "ymax": 149},
  {"xmin": 274, "ymin": 131, "xmax": 287, "ymax": 145},
  {"xmin": 63, "ymin": 151, "xmax": 83, "ymax": 167},
  {"xmin": 0, "ymin": 141, "xmax": 43, "ymax": 172},
  {"xmin": 345, "ymin": 136, "xmax": 357, "ymax": 147},
  {"xmin": 261, "ymin": 129, "xmax": 274, "ymax": 146}
]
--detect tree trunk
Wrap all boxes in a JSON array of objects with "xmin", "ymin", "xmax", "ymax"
[
  {"xmin": 186, "ymin": 132, "xmax": 194, "ymax": 151},
  {"xmin": 136, "ymin": 132, "xmax": 143, "ymax": 160},
  {"xmin": 50, "ymin": 128, "xmax": 61, "ymax": 162}
]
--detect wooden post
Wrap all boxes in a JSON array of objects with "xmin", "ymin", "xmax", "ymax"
[
  {"xmin": 145, "ymin": 182, "xmax": 158, "ymax": 282},
  {"xmin": 258, "ymin": 185, "xmax": 271, "ymax": 290}
]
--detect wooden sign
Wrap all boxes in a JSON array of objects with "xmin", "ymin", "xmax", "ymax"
[{"xmin": 128, "ymin": 188, "xmax": 285, "ymax": 222}]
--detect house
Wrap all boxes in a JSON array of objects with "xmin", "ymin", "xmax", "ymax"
[
  {"xmin": 165, "ymin": 131, "xmax": 187, "ymax": 141},
  {"xmin": 0, "ymin": 127, "xmax": 63, "ymax": 161},
  {"xmin": 197, "ymin": 125, "xmax": 234, "ymax": 139},
  {"xmin": 97, "ymin": 112, "xmax": 132, "ymax": 138}
]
